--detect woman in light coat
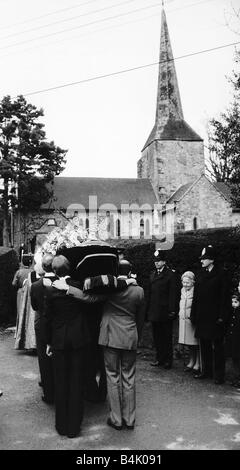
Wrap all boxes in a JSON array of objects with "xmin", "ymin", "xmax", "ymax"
[{"xmin": 178, "ymin": 271, "xmax": 200, "ymax": 372}]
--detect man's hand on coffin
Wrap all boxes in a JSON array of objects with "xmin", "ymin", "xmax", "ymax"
[
  {"xmin": 42, "ymin": 278, "xmax": 52, "ymax": 287},
  {"xmin": 126, "ymin": 278, "xmax": 137, "ymax": 286},
  {"xmin": 52, "ymin": 279, "xmax": 68, "ymax": 292},
  {"xmin": 46, "ymin": 345, "xmax": 53, "ymax": 357}
]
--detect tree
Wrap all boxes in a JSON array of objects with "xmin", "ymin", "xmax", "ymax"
[
  {"xmin": 0, "ymin": 95, "xmax": 67, "ymax": 246},
  {"xmin": 207, "ymin": 51, "xmax": 240, "ymax": 205}
]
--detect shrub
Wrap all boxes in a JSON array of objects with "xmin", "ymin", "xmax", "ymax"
[{"xmin": 113, "ymin": 228, "xmax": 240, "ymax": 291}]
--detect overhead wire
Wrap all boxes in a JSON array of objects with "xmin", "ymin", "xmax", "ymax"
[
  {"xmin": 0, "ymin": 0, "xmax": 139, "ymax": 40},
  {"xmin": 19, "ymin": 40, "xmax": 240, "ymax": 98},
  {"xmin": 0, "ymin": 0, "xmax": 216, "ymax": 33},
  {"xmin": 0, "ymin": 2, "xmax": 162, "ymax": 51},
  {"xmin": 0, "ymin": 0, "xmax": 222, "ymax": 50},
  {"xmin": 0, "ymin": 0, "xmax": 230, "ymax": 62},
  {"xmin": 0, "ymin": 0, "xmax": 100, "ymax": 31}
]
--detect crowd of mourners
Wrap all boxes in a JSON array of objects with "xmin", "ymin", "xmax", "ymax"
[{"xmin": 6, "ymin": 244, "xmax": 240, "ymax": 438}]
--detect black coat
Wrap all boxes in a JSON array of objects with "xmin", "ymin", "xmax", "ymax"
[
  {"xmin": 30, "ymin": 274, "xmax": 58, "ymax": 338},
  {"xmin": 45, "ymin": 278, "xmax": 91, "ymax": 350},
  {"xmin": 146, "ymin": 266, "xmax": 179, "ymax": 322},
  {"xmin": 225, "ymin": 307, "xmax": 240, "ymax": 359},
  {"xmin": 191, "ymin": 266, "xmax": 231, "ymax": 340}
]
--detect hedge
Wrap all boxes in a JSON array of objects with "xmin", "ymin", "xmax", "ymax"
[
  {"xmin": 112, "ymin": 227, "xmax": 240, "ymax": 292},
  {"xmin": 0, "ymin": 247, "xmax": 19, "ymax": 326}
]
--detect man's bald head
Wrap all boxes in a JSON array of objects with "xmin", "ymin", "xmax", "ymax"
[
  {"xmin": 42, "ymin": 253, "xmax": 54, "ymax": 273},
  {"xmin": 52, "ymin": 255, "xmax": 70, "ymax": 277}
]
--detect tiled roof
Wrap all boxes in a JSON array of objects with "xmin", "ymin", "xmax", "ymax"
[
  {"xmin": 167, "ymin": 182, "xmax": 194, "ymax": 203},
  {"xmin": 43, "ymin": 177, "xmax": 158, "ymax": 210},
  {"xmin": 213, "ymin": 182, "xmax": 232, "ymax": 202},
  {"xmin": 142, "ymin": 120, "xmax": 203, "ymax": 151},
  {"xmin": 167, "ymin": 179, "xmax": 235, "ymax": 206}
]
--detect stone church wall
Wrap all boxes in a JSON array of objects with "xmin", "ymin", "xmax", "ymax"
[
  {"xmin": 138, "ymin": 140, "xmax": 204, "ymax": 199},
  {"xmin": 174, "ymin": 177, "xmax": 233, "ymax": 231}
]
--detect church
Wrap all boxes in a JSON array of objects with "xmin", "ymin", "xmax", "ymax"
[{"xmin": 21, "ymin": 8, "xmax": 240, "ymax": 250}]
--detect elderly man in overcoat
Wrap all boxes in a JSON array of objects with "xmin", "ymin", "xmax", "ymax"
[
  {"xmin": 191, "ymin": 245, "xmax": 231, "ymax": 384},
  {"xmin": 146, "ymin": 250, "xmax": 179, "ymax": 369}
]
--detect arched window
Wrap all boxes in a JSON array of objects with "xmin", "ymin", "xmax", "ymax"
[
  {"xmin": 193, "ymin": 217, "xmax": 198, "ymax": 230},
  {"xmin": 140, "ymin": 218, "xmax": 144, "ymax": 238},
  {"xmin": 86, "ymin": 218, "xmax": 89, "ymax": 230},
  {"xmin": 116, "ymin": 219, "xmax": 121, "ymax": 237}
]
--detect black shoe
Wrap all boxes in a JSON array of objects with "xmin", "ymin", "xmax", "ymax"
[
  {"xmin": 67, "ymin": 432, "xmax": 80, "ymax": 438},
  {"xmin": 56, "ymin": 427, "xmax": 66, "ymax": 436},
  {"xmin": 123, "ymin": 420, "xmax": 135, "ymax": 430},
  {"xmin": 107, "ymin": 418, "xmax": 122, "ymax": 430},
  {"xmin": 183, "ymin": 366, "xmax": 193, "ymax": 373},
  {"xmin": 163, "ymin": 362, "xmax": 172, "ymax": 370},
  {"xmin": 150, "ymin": 361, "xmax": 162, "ymax": 367},
  {"xmin": 42, "ymin": 396, "xmax": 54, "ymax": 405}
]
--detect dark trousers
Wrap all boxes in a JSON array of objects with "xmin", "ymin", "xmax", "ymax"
[
  {"xmin": 200, "ymin": 337, "xmax": 225, "ymax": 381},
  {"xmin": 152, "ymin": 321, "xmax": 173, "ymax": 365},
  {"xmin": 35, "ymin": 327, "xmax": 54, "ymax": 402},
  {"xmin": 53, "ymin": 348, "xmax": 85, "ymax": 437}
]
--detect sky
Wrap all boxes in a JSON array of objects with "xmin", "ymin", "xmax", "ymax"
[{"xmin": 0, "ymin": 0, "xmax": 239, "ymax": 179}]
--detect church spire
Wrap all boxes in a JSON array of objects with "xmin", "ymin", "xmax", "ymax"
[
  {"xmin": 142, "ymin": 8, "xmax": 202, "ymax": 151},
  {"xmin": 155, "ymin": 8, "xmax": 184, "ymax": 129}
]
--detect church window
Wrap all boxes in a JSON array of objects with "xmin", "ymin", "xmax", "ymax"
[
  {"xmin": 193, "ymin": 217, "xmax": 198, "ymax": 230},
  {"xmin": 116, "ymin": 219, "xmax": 121, "ymax": 237},
  {"xmin": 85, "ymin": 218, "xmax": 89, "ymax": 230},
  {"xmin": 177, "ymin": 222, "xmax": 185, "ymax": 231},
  {"xmin": 140, "ymin": 218, "xmax": 144, "ymax": 238}
]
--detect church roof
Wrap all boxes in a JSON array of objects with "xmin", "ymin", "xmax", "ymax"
[
  {"xmin": 142, "ymin": 120, "xmax": 203, "ymax": 150},
  {"xmin": 167, "ymin": 182, "xmax": 193, "ymax": 203},
  {"xmin": 44, "ymin": 177, "xmax": 158, "ymax": 210},
  {"xmin": 142, "ymin": 9, "xmax": 202, "ymax": 151},
  {"xmin": 167, "ymin": 177, "xmax": 233, "ymax": 205},
  {"xmin": 213, "ymin": 182, "xmax": 232, "ymax": 202}
]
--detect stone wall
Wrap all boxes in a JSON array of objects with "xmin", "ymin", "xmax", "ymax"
[
  {"xmin": 138, "ymin": 139, "xmax": 204, "ymax": 199},
  {"xmin": 175, "ymin": 176, "xmax": 233, "ymax": 231}
]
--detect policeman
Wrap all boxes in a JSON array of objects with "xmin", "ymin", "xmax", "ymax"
[{"xmin": 191, "ymin": 245, "xmax": 231, "ymax": 384}]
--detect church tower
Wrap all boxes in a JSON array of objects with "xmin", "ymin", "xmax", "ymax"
[{"xmin": 138, "ymin": 8, "xmax": 205, "ymax": 201}]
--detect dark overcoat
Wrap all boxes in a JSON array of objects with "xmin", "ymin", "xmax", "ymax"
[
  {"xmin": 146, "ymin": 266, "xmax": 179, "ymax": 322},
  {"xmin": 45, "ymin": 278, "xmax": 91, "ymax": 349},
  {"xmin": 30, "ymin": 274, "xmax": 58, "ymax": 340},
  {"xmin": 225, "ymin": 307, "xmax": 240, "ymax": 359},
  {"xmin": 191, "ymin": 266, "xmax": 231, "ymax": 340}
]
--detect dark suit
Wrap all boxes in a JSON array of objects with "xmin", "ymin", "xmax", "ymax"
[
  {"xmin": 45, "ymin": 278, "xmax": 91, "ymax": 438},
  {"xmin": 191, "ymin": 266, "xmax": 231, "ymax": 381},
  {"xmin": 30, "ymin": 274, "xmax": 57, "ymax": 402},
  {"xmin": 146, "ymin": 266, "xmax": 179, "ymax": 365}
]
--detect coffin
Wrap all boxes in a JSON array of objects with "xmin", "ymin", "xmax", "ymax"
[{"xmin": 57, "ymin": 241, "xmax": 118, "ymax": 285}]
